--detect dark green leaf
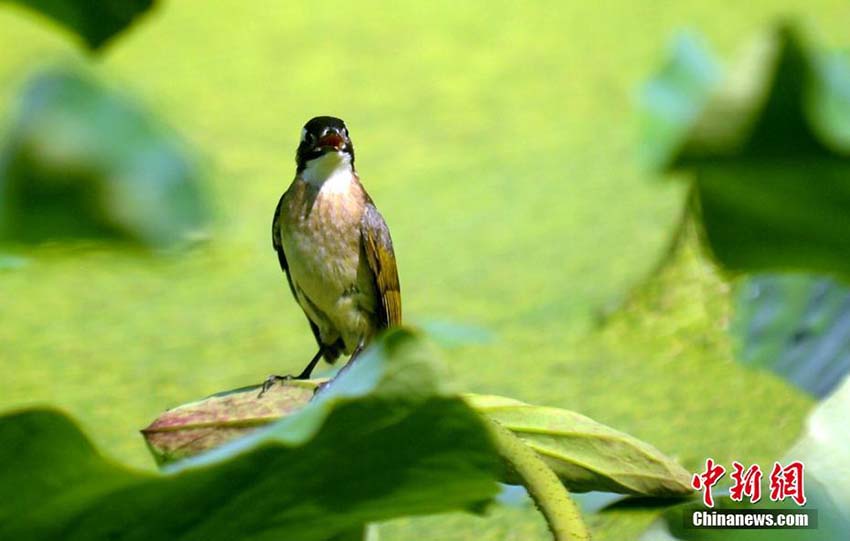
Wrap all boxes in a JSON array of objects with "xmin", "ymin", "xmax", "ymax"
[
  {"xmin": 0, "ymin": 66, "xmax": 211, "ymax": 250},
  {"xmin": 2, "ymin": 0, "xmax": 155, "ymax": 50},
  {"xmin": 0, "ymin": 329, "xmax": 501, "ymax": 541},
  {"xmin": 694, "ymin": 158, "xmax": 850, "ymax": 278},
  {"xmin": 733, "ymin": 274, "xmax": 850, "ymax": 397},
  {"xmin": 642, "ymin": 24, "xmax": 850, "ymax": 280}
]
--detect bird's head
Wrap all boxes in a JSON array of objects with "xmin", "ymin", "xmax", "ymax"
[{"xmin": 296, "ymin": 116, "xmax": 354, "ymax": 173}]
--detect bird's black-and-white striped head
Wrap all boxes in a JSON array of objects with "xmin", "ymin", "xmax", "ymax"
[{"xmin": 296, "ymin": 116, "xmax": 355, "ymax": 174}]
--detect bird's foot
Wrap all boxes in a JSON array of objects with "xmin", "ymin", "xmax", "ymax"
[{"xmin": 257, "ymin": 374, "xmax": 295, "ymax": 398}]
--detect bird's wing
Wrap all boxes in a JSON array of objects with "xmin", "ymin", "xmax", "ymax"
[
  {"xmin": 273, "ymin": 193, "xmax": 333, "ymax": 357},
  {"xmin": 272, "ymin": 194, "xmax": 298, "ymax": 299},
  {"xmin": 361, "ymin": 200, "xmax": 402, "ymax": 328}
]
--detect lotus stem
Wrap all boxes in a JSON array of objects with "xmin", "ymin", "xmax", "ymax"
[{"xmin": 486, "ymin": 418, "xmax": 591, "ymax": 541}]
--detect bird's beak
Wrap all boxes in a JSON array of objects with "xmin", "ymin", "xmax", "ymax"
[{"xmin": 316, "ymin": 131, "xmax": 344, "ymax": 150}]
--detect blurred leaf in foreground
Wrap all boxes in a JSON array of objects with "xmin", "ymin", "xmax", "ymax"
[
  {"xmin": 638, "ymin": 32, "xmax": 721, "ymax": 171},
  {"xmin": 641, "ymin": 23, "xmax": 850, "ymax": 280},
  {"xmin": 0, "ymin": 329, "xmax": 501, "ymax": 541},
  {"xmin": 1, "ymin": 0, "xmax": 155, "ymax": 50},
  {"xmin": 786, "ymin": 373, "xmax": 850, "ymax": 513},
  {"xmin": 0, "ymin": 66, "xmax": 211, "ymax": 250},
  {"xmin": 143, "ymin": 376, "xmax": 691, "ymax": 499},
  {"xmin": 0, "ymin": 253, "xmax": 27, "ymax": 271},
  {"xmin": 733, "ymin": 274, "xmax": 850, "ymax": 397}
]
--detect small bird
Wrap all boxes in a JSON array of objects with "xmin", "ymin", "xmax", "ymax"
[{"xmin": 264, "ymin": 116, "xmax": 401, "ymax": 392}]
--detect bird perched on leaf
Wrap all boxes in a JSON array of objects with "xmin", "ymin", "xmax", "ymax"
[{"xmin": 263, "ymin": 116, "xmax": 401, "ymax": 393}]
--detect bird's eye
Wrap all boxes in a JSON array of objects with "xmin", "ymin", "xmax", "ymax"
[{"xmin": 301, "ymin": 128, "xmax": 315, "ymax": 143}]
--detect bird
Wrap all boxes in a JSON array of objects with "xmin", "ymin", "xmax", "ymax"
[{"xmin": 262, "ymin": 116, "xmax": 401, "ymax": 394}]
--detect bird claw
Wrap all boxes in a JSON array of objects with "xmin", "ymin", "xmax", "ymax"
[{"xmin": 258, "ymin": 374, "xmax": 294, "ymax": 398}]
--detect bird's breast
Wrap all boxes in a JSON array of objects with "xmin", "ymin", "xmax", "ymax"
[{"xmin": 280, "ymin": 177, "xmax": 367, "ymax": 309}]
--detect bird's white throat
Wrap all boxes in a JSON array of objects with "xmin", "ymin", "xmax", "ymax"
[{"xmin": 303, "ymin": 151, "xmax": 354, "ymax": 193}]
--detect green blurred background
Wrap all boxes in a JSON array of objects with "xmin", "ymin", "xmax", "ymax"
[{"xmin": 1, "ymin": 1, "xmax": 847, "ymax": 539}]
